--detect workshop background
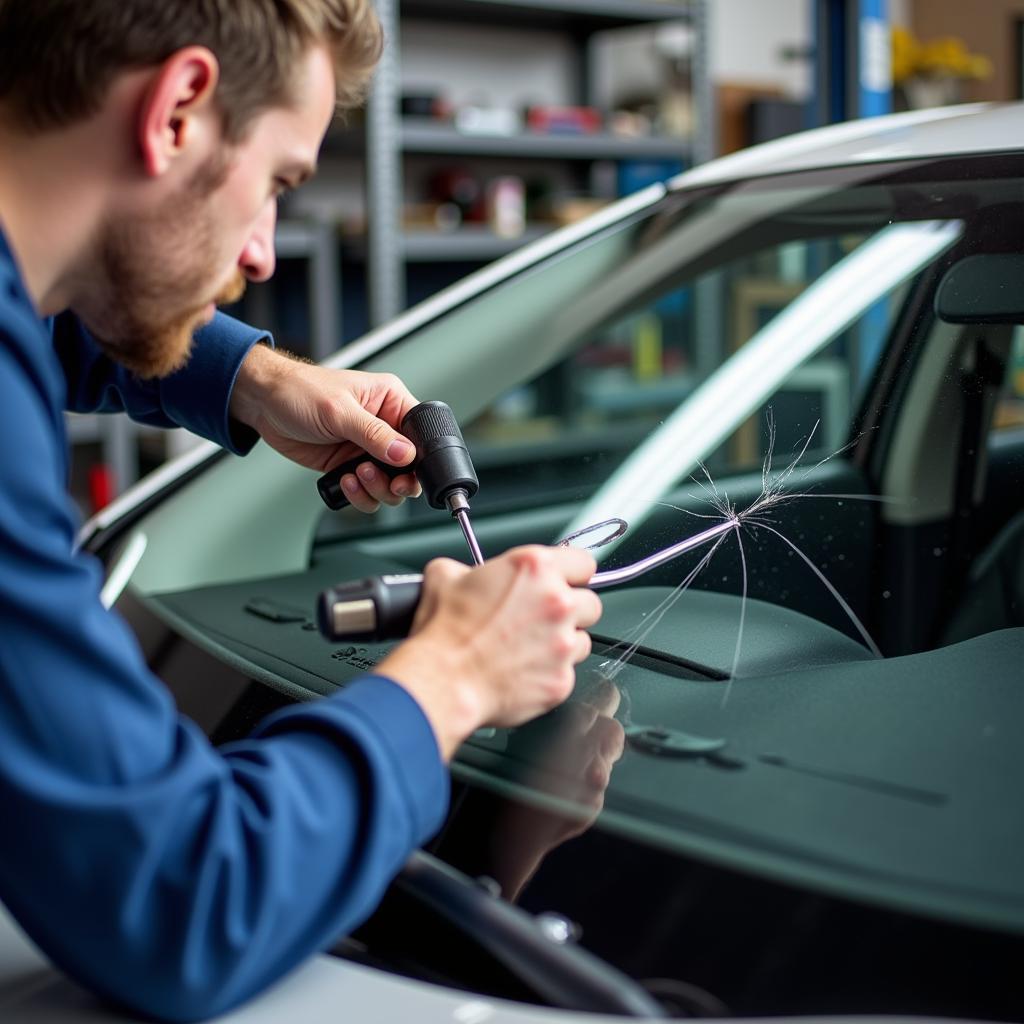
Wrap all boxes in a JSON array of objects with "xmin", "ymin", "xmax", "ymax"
[{"xmin": 67, "ymin": 0, "xmax": 1018, "ymax": 516}]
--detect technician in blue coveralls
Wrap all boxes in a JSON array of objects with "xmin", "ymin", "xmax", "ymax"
[{"xmin": 0, "ymin": 1, "xmax": 602, "ymax": 1020}]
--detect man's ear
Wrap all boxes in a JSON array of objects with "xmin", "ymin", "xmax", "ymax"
[{"xmin": 137, "ymin": 47, "xmax": 220, "ymax": 178}]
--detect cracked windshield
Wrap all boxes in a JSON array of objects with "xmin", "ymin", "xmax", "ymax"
[
  {"xmin": 129, "ymin": 163, "xmax": 1024, "ymax": 829},
  {"xmin": 316, "ymin": 166, "xmax": 1009, "ymax": 680}
]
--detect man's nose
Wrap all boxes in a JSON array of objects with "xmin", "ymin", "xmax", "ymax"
[{"xmin": 239, "ymin": 202, "xmax": 277, "ymax": 283}]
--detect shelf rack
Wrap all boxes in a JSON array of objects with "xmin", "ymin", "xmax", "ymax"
[
  {"xmin": 399, "ymin": 120, "xmax": 692, "ymax": 160},
  {"xmin": 401, "ymin": 0, "xmax": 693, "ymax": 28},
  {"xmin": 365, "ymin": 0, "xmax": 712, "ymax": 325}
]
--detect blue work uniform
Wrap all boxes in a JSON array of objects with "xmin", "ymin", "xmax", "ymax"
[{"xmin": 0, "ymin": 227, "xmax": 448, "ymax": 1021}]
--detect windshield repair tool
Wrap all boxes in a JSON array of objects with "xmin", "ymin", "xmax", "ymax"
[
  {"xmin": 317, "ymin": 400, "xmax": 484, "ymax": 566},
  {"xmin": 318, "ymin": 516, "xmax": 737, "ymax": 643}
]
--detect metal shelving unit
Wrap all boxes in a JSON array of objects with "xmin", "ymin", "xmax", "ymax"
[
  {"xmin": 365, "ymin": 0, "xmax": 712, "ymax": 325},
  {"xmin": 400, "ymin": 120, "xmax": 693, "ymax": 159},
  {"xmin": 345, "ymin": 224, "xmax": 552, "ymax": 263},
  {"xmin": 400, "ymin": 0, "xmax": 693, "ymax": 30},
  {"xmin": 403, "ymin": 225, "xmax": 553, "ymax": 261},
  {"xmin": 243, "ymin": 220, "xmax": 342, "ymax": 363}
]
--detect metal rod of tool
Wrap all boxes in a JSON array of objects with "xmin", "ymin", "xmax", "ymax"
[
  {"xmin": 318, "ymin": 517, "xmax": 738, "ymax": 643},
  {"xmin": 449, "ymin": 491, "xmax": 484, "ymax": 566},
  {"xmin": 317, "ymin": 399, "xmax": 485, "ymax": 563},
  {"xmin": 588, "ymin": 516, "xmax": 737, "ymax": 588}
]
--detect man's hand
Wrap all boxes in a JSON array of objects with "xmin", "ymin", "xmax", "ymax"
[
  {"xmin": 230, "ymin": 345, "xmax": 421, "ymax": 512},
  {"xmin": 378, "ymin": 546, "xmax": 602, "ymax": 760}
]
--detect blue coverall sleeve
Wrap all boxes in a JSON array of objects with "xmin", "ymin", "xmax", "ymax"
[
  {"xmin": 51, "ymin": 311, "xmax": 271, "ymax": 455},
  {"xmin": 0, "ymin": 334, "xmax": 450, "ymax": 1021}
]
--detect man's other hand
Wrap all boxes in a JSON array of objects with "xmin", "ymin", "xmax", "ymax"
[
  {"xmin": 378, "ymin": 546, "xmax": 603, "ymax": 760},
  {"xmin": 230, "ymin": 345, "xmax": 422, "ymax": 511}
]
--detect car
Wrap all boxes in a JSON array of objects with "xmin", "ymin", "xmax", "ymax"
[{"xmin": 5, "ymin": 101, "xmax": 1024, "ymax": 1022}]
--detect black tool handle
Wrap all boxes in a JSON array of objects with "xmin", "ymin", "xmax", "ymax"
[
  {"xmin": 317, "ymin": 457, "xmax": 408, "ymax": 511},
  {"xmin": 317, "ymin": 574, "xmax": 425, "ymax": 642},
  {"xmin": 316, "ymin": 400, "xmax": 478, "ymax": 511}
]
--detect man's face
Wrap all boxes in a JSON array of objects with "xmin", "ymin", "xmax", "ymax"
[{"xmin": 79, "ymin": 45, "xmax": 335, "ymax": 379}]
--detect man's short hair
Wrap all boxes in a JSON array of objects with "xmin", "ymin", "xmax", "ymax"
[{"xmin": 0, "ymin": 0, "xmax": 383, "ymax": 140}]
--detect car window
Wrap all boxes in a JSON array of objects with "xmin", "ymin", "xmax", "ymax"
[{"xmin": 458, "ymin": 235, "xmax": 912, "ymax": 516}]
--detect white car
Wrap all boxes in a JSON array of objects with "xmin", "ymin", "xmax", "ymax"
[{"xmin": 5, "ymin": 101, "xmax": 1022, "ymax": 1022}]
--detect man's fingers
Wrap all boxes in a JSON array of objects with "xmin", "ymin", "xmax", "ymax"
[
  {"xmin": 586, "ymin": 757, "xmax": 613, "ymax": 791},
  {"xmin": 340, "ymin": 473, "xmax": 381, "ymax": 514},
  {"xmin": 581, "ymin": 678, "xmax": 621, "ymax": 719},
  {"xmin": 411, "ymin": 557, "xmax": 470, "ymax": 633},
  {"xmin": 574, "ymin": 588, "xmax": 603, "ymax": 630},
  {"xmin": 422, "ymin": 556, "xmax": 471, "ymax": 589},
  {"xmin": 573, "ymin": 629, "xmax": 592, "ymax": 664},
  {"xmin": 369, "ymin": 372, "xmax": 421, "ymax": 430},
  {"xmin": 389, "ymin": 472, "xmax": 422, "ymax": 500},
  {"xmin": 349, "ymin": 406, "xmax": 416, "ymax": 467},
  {"xmin": 355, "ymin": 462, "xmax": 408, "ymax": 507},
  {"xmin": 596, "ymin": 718, "xmax": 626, "ymax": 762},
  {"xmin": 585, "ymin": 724, "xmax": 625, "ymax": 789},
  {"xmin": 552, "ymin": 546, "xmax": 598, "ymax": 586}
]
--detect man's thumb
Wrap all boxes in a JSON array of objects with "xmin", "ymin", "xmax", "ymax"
[{"xmin": 350, "ymin": 407, "xmax": 416, "ymax": 466}]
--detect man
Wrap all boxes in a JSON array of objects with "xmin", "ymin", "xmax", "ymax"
[{"xmin": 0, "ymin": 2, "xmax": 602, "ymax": 1019}]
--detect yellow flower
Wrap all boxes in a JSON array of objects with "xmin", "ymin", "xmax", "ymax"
[{"xmin": 891, "ymin": 27, "xmax": 992, "ymax": 82}]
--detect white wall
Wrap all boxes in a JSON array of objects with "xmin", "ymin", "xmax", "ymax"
[
  {"xmin": 593, "ymin": 0, "xmax": 813, "ymax": 111},
  {"xmin": 709, "ymin": 0, "xmax": 812, "ymax": 98},
  {"xmin": 400, "ymin": 22, "xmax": 578, "ymax": 109}
]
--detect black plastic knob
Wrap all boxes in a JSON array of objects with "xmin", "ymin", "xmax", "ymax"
[{"xmin": 401, "ymin": 401, "xmax": 478, "ymax": 510}]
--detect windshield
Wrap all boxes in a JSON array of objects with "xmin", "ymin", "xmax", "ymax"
[
  {"xmin": 301, "ymin": 161, "xmax": 986, "ymax": 637},
  {"xmin": 113, "ymin": 154, "xmax": 1024, "ymax": 934},
  {"xmin": 119, "ymin": 154, "xmax": 1024, "ymax": 694}
]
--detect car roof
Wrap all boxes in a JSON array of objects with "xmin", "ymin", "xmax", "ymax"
[{"xmin": 672, "ymin": 102, "xmax": 1022, "ymax": 190}]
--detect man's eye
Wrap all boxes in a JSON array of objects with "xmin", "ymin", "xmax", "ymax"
[{"xmin": 273, "ymin": 180, "xmax": 293, "ymax": 202}]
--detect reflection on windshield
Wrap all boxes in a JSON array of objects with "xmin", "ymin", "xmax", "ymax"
[
  {"xmin": 446, "ymin": 678, "xmax": 626, "ymax": 903},
  {"xmin": 570, "ymin": 220, "xmax": 963, "ymax": 541}
]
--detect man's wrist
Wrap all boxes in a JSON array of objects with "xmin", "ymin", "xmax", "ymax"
[
  {"xmin": 377, "ymin": 637, "xmax": 486, "ymax": 762},
  {"xmin": 230, "ymin": 341, "xmax": 280, "ymax": 430}
]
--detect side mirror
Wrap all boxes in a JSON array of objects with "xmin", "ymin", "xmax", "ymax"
[{"xmin": 935, "ymin": 254, "xmax": 1024, "ymax": 324}]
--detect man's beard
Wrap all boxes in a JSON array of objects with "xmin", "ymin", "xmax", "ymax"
[{"xmin": 85, "ymin": 157, "xmax": 246, "ymax": 380}]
